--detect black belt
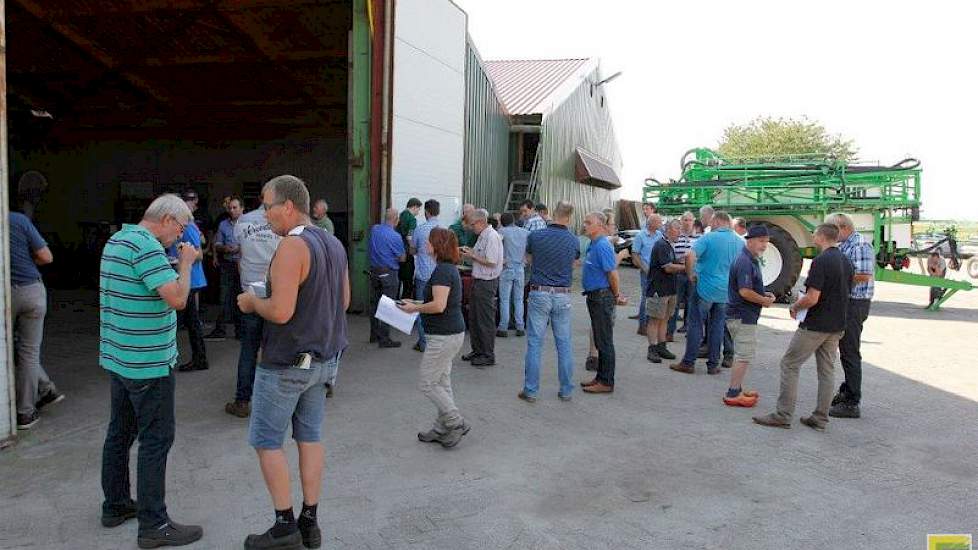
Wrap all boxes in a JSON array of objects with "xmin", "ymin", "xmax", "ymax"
[
  {"xmin": 583, "ymin": 288, "xmax": 613, "ymax": 297},
  {"xmin": 529, "ymin": 285, "xmax": 572, "ymax": 293},
  {"xmin": 369, "ymin": 266, "xmax": 394, "ymax": 273}
]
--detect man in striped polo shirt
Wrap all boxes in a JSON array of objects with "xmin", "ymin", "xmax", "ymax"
[{"xmin": 99, "ymin": 194, "xmax": 203, "ymax": 548}]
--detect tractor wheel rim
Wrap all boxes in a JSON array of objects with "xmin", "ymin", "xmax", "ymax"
[{"xmin": 759, "ymin": 244, "xmax": 784, "ymax": 287}]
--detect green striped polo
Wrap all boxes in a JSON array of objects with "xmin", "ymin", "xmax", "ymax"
[{"xmin": 99, "ymin": 224, "xmax": 179, "ymax": 379}]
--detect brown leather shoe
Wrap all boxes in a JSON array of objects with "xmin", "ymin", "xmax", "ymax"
[
  {"xmin": 580, "ymin": 378, "xmax": 600, "ymax": 388},
  {"xmin": 637, "ymin": 325, "xmax": 647, "ymax": 336},
  {"xmin": 752, "ymin": 412, "xmax": 791, "ymax": 429},
  {"xmin": 582, "ymin": 382, "xmax": 613, "ymax": 393},
  {"xmin": 669, "ymin": 362, "xmax": 695, "ymax": 374}
]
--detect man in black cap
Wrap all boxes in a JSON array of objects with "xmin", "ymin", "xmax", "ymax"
[{"xmin": 723, "ymin": 225, "xmax": 776, "ymax": 407}]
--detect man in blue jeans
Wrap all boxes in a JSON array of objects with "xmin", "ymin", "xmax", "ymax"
[
  {"xmin": 100, "ymin": 194, "xmax": 202, "ymax": 547},
  {"xmin": 412, "ymin": 199, "xmax": 441, "ymax": 352},
  {"xmin": 670, "ymin": 211, "xmax": 743, "ymax": 375},
  {"xmin": 237, "ymin": 175, "xmax": 349, "ymax": 550},
  {"xmin": 225, "ymin": 206, "xmax": 281, "ymax": 418},
  {"xmin": 630, "ymin": 214, "xmax": 663, "ymax": 335},
  {"xmin": 496, "ymin": 213, "xmax": 529, "ymax": 337},
  {"xmin": 519, "ymin": 201, "xmax": 580, "ymax": 403},
  {"xmin": 580, "ymin": 211, "xmax": 629, "ymax": 394}
]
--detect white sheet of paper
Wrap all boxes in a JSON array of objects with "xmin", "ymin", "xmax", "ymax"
[
  {"xmin": 375, "ymin": 294, "xmax": 419, "ymax": 335},
  {"xmin": 795, "ymin": 291, "xmax": 808, "ymax": 323}
]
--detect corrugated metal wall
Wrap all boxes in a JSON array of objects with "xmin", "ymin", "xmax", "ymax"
[
  {"xmin": 462, "ymin": 37, "xmax": 510, "ymax": 214},
  {"xmin": 535, "ymin": 67, "xmax": 622, "ymax": 227}
]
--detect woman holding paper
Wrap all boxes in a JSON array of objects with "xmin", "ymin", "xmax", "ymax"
[{"xmin": 398, "ymin": 228, "xmax": 470, "ymax": 448}]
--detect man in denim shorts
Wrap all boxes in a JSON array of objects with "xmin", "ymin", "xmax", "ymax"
[{"xmin": 237, "ymin": 175, "xmax": 349, "ymax": 550}]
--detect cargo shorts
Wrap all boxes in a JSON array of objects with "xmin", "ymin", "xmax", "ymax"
[
  {"xmin": 725, "ymin": 319, "xmax": 757, "ymax": 363},
  {"xmin": 645, "ymin": 294, "xmax": 678, "ymax": 321}
]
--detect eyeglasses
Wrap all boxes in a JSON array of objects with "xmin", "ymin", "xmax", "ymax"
[{"xmin": 263, "ymin": 200, "xmax": 287, "ymax": 212}]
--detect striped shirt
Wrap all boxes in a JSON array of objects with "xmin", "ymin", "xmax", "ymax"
[
  {"xmin": 673, "ymin": 232, "xmax": 694, "ymax": 261},
  {"xmin": 100, "ymin": 224, "xmax": 179, "ymax": 379},
  {"xmin": 525, "ymin": 215, "xmax": 548, "ymax": 233}
]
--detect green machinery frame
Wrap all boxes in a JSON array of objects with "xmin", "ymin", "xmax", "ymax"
[{"xmin": 642, "ymin": 148, "xmax": 973, "ymax": 310}]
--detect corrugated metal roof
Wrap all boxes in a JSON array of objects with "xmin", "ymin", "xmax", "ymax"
[{"xmin": 484, "ymin": 58, "xmax": 589, "ymax": 116}]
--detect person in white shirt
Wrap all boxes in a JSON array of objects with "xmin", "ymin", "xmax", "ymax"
[{"xmin": 460, "ymin": 209, "xmax": 504, "ymax": 367}]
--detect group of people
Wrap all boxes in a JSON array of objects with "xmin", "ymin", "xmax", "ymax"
[
  {"xmin": 98, "ymin": 176, "xmax": 346, "ymax": 549},
  {"xmin": 623, "ymin": 204, "xmax": 873, "ymax": 428},
  {"xmin": 6, "ymin": 173, "xmax": 876, "ymax": 549}
]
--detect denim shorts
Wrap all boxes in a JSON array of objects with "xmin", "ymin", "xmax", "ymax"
[{"xmin": 248, "ymin": 356, "xmax": 337, "ymax": 449}]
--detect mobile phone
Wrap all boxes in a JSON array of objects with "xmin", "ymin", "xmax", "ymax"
[{"xmin": 294, "ymin": 352, "xmax": 312, "ymax": 370}]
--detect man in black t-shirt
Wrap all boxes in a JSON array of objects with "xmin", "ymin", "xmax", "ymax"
[
  {"xmin": 754, "ymin": 224, "xmax": 853, "ymax": 432},
  {"xmin": 645, "ymin": 220, "xmax": 685, "ymax": 363}
]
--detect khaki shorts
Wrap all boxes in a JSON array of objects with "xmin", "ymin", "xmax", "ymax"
[
  {"xmin": 645, "ymin": 294, "xmax": 677, "ymax": 321},
  {"xmin": 725, "ymin": 318, "xmax": 757, "ymax": 363}
]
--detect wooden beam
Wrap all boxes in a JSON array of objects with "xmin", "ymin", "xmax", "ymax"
[
  {"xmin": 13, "ymin": 0, "xmax": 173, "ymax": 105},
  {"xmin": 17, "ymin": 0, "xmax": 334, "ymax": 18},
  {"xmin": 138, "ymin": 48, "xmax": 347, "ymax": 67}
]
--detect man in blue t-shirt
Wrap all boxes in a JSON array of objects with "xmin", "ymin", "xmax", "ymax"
[
  {"xmin": 670, "ymin": 211, "xmax": 743, "ymax": 374},
  {"xmin": 581, "ymin": 211, "xmax": 628, "ymax": 394},
  {"xmin": 519, "ymin": 201, "xmax": 580, "ymax": 402},
  {"xmin": 8, "ymin": 212, "xmax": 62, "ymax": 429},
  {"xmin": 723, "ymin": 226, "xmax": 776, "ymax": 407},
  {"xmin": 167, "ymin": 191, "xmax": 209, "ymax": 371}
]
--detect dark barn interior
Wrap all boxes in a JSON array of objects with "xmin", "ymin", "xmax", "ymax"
[{"xmin": 5, "ymin": 0, "xmax": 353, "ymax": 290}]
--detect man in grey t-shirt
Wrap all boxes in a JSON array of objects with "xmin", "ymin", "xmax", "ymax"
[{"xmin": 225, "ymin": 208, "xmax": 281, "ymax": 417}]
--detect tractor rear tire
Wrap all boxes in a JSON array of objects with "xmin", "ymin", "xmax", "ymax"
[{"xmin": 759, "ymin": 222, "xmax": 803, "ymax": 300}]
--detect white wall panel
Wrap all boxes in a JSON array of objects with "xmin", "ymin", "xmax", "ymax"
[{"xmin": 391, "ymin": 0, "xmax": 466, "ymax": 225}]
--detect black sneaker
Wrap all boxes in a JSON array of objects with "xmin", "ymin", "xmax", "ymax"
[
  {"xmin": 325, "ymin": 384, "xmax": 333, "ymax": 399},
  {"xmin": 677, "ymin": 325, "xmax": 688, "ymax": 334},
  {"xmin": 137, "ymin": 521, "xmax": 204, "ymax": 548},
  {"xmin": 721, "ymin": 356, "xmax": 733, "ymax": 369},
  {"xmin": 646, "ymin": 345, "xmax": 662, "ymax": 364},
  {"xmin": 515, "ymin": 330, "xmax": 526, "ymax": 337},
  {"xmin": 17, "ymin": 411, "xmax": 39, "ymax": 430},
  {"xmin": 828, "ymin": 402, "xmax": 861, "ymax": 419},
  {"xmin": 496, "ymin": 330, "xmax": 508, "ymax": 338},
  {"xmin": 36, "ymin": 389, "xmax": 65, "ymax": 411},
  {"xmin": 101, "ymin": 499, "xmax": 137, "ymax": 527},
  {"xmin": 656, "ymin": 343, "xmax": 676, "ymax": 360},
  {"xmin": 471, "ymin": 356, "xmax": 495, "ymax": 367},
  {"xmin": 461, "ymin": 351, "xmax": 479, "ymax": 361},
  {"xmin": 378, "ymin": 339, "xmax": 402, "ymax": 349},
  {"xmin": 243, "ymin": 527, "xmax": 302, "ymax": 550},
  {"xmin": 830, "ymin": 391, "xmax": 850, "ymax": 407},
  {"xmin": 203, "ymin": 330, "xmax": 226, "ymax": 341},
  {"xmin": 413, "ymin": 343, "xmax": 425, "ymax": 353},
  {"xmin": 298, "ymin": 522, "xmax": 322, "ymax": 549}
]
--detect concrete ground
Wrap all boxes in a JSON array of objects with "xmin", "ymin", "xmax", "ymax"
[{"xmin": 1, "ymin": 263, "xmax": 977, "ymax": 549}]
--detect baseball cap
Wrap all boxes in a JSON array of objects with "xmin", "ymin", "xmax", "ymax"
[{"xmin": 746, "ymin": 225, "xmax": 769, "ymax": 239}]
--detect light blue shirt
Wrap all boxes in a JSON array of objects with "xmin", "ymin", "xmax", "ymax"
[
  {"xmin": 691, "ymin": 227, "xmax": 743, "ymax": 303},
  {"xmin": 412, "ymin": 217, "xmax": 439, "ymax": 282},
  {"xmin": 631, "ymin": 228, "xmax": 663, "ymax": 269},
  {"xmin": 499, "ymin": 225, "xmax": 530, "ymax": 268}
]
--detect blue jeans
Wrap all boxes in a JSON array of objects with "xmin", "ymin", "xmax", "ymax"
[
  {"xmin": 497, "ymin": 266, "xmax": 525, "ymax": 331},
  {"xmin": 680, "ymin": 286, "xmax": 727, "ymax": 369},
  {"xmin": 248, "ymin": 356, "xmax": 337, "ymax": 449},
  {"xmin": 101, "ymin": 371, "xmax": 175, "ymax": 531},
  {"xmin": 414, "ymin": 278, "xmax": 428, "ymax": 348},
  {"xmin": 235, "ymin": 312, "xmax": 264, "ymax": 402},
  {"xmin": 668, "ymin": 273, "xmax": 689, "ymax": 336},
  {"xmin": 638, "ymin": 272, "xmax": 649, "ymax": 325},
  {"xmin": 522, "ymin": 291, "xmax": 574, "ymax": 398}
]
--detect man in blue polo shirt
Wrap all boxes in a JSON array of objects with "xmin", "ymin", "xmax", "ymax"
[
  {"xmin": 519, "ymin": 201, "xmax": 580, "ymax": 403},
  {"xmin": 167, "ymin": 190, "xmax": 208, "ymax": 372},
  {"xmin": 724, "ymin": 226, "xmax": 776, "ymax": 407},
  {"xmin": 581, "ymin": 211, "xmax": 628, "ymax": 394},
  {"xmin": 368, "ymin": 207, "xmax": 407, "ymax": 348},
  {"xmin": 8, "ymin": 211, "xmax": 61, "ymax": 430},
  {"xmin": 671, "ymin": 211, "xmax": 743, "ymax": 375}
]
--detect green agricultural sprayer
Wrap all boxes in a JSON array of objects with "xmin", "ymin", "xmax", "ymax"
[{"xmin": 642, "ymin": 148, "xmax": 974, "ymax": 310}]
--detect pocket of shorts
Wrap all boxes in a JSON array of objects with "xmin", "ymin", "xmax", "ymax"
[{"xmin": 274, "ymin": 368, "xmax": 314, "ymax": 394}]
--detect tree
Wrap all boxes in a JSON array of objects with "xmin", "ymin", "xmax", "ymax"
[{"xmin": 717, "ymin": 116, "xmax": 857, "ymax": 161}]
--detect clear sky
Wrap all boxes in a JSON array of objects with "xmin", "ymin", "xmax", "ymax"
[{"xmin": 455, "ymin": 0, "xmax": 978, "ymax": 220}]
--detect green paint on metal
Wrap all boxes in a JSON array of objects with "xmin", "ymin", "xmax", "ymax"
[
  {"xmin": 790, "ymin": 214, "xmax": 816, "ymax": 231},
  {"xmin": 873, "ymin": 266, "xmax": 974, "ymax": 290},
  {"xmin": 348, "ymin": 0, "xmax": 371, "ymax": 311}
]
